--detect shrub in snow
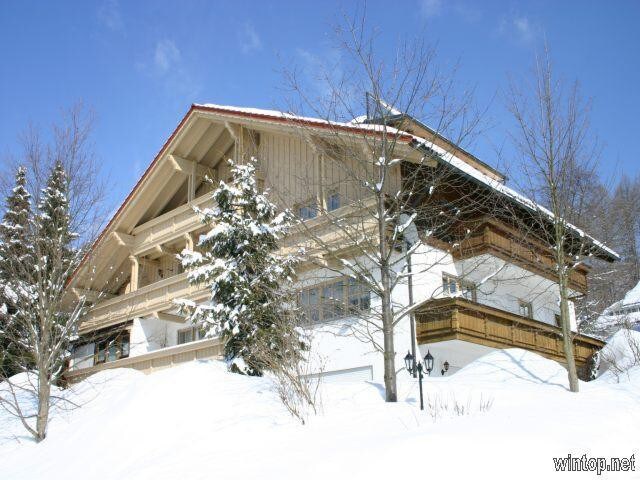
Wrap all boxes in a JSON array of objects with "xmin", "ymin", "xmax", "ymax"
[{"xmin": 177, "ymin": 158, "xmax": 305, "ymax": 376}]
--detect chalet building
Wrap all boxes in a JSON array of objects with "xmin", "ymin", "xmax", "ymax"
[{"xmin": 64, "ymin": 103, "xmax": 617, "ymax": 383}]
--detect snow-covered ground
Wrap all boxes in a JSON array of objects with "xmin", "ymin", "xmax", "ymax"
[{"xmin": 1, "ymin": 341, "xmax": 639, "ymax": 479}]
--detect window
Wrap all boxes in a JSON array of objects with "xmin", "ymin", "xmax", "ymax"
[
  {"xmin": 442, "ymin": 274, "xmax": 477, "ymax": 302},
  {"xmin": 299, "ymin": 277, "xmax": 371, "ymax": 323},
  {"xmin": 347, "ymin": 278, "xmax": 371, "ymax": 312},
  {"xmin": 298, "ymin": 200, "xmax": 318, "ymax": 220},
  {"xmin": 71, "ymin": 343, "xmax": 95, "ymax": 370},
  {"xmin": 177, "ymin": 326, "xmax": 206, "ymax": 345},
  {"xmin": 518, "ymin": 300, "xmax": 533, "ymax": 319},
  {"xmin": 299, "ymin": 288, "xmax": 320, "ymax": 323},
  {"xmin": 95, "ymin": 332, "xmax": 130, "ymax": 365},
  {"xmin": 322, "ymin": 280, "xmax": 344, "ymax": 321},
  {"xmin": 326, "ymin": 191, "xmax": 341, "ymax": 211}
]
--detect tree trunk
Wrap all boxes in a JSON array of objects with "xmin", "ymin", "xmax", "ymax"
[
  {"xmin": 36, "ymin": 369, "xmax": 50, "ymax": 441},
  {"xmin": 559, "ymin": 274, "xmax": 579, "ymax": 392},
  {"xmin": 381, "ymin": 285, "xmax": 397, "ymax": 402}
]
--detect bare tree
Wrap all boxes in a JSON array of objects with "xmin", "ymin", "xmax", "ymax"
[
  {"xmin": 1, "ymin": 103, "xmax": 110, "ymax": 243},
  {"xmin": 611, "ymin": 175, "xmax": 640, "ymax": 286},
  {"xmin": 0, "ymin": 107, "xmax": 108, "ymax": 441},
  {"xmin": 281, "ymin": 13, "xmax": 495, "ymax": 402},
  {"xmin": 507, "ymin": 48, "xmax": 608, "ymax": 392}
]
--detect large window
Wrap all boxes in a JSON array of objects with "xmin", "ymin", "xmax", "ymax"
[
  {"xmin": 442, "ymin": 274, "xmax": 477, "ymax": 302},
  {"xmin": 299, "ymin": 277, "xmax": 371, "ymax": 323},
  {"xmin": 177, "ymin": 326, "xmax": 207, "ymax": 345},
  {"xmin": 95, "ymin": 332, "xmax": 130, "ymax": 365}
]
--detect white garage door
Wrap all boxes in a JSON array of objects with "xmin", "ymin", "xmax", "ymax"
[{"xmin": 308, "ymin": 365, "xmax": 374, "ymax": 384}]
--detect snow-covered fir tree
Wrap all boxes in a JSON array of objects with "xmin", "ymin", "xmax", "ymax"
[
  {"xmin": 0, "ymin": 166, "xmax": 33, "ymax": 376},
  {"xmin": 37, "ymin": 161, "xmax": 77, "ymax": 277},
  {"xmin": 0, "ymin": 161, "xmax": 83, "ymax": 441},
  {"xmin": 177, "ymin": 158, "xmax": 304, "ymax": 376}
]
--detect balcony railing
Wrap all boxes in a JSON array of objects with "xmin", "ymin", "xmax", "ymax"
[
  {"xmin": 79, "ymin": 272, "xmax": 209, "ymax": 334},
  {"xmin": 65, "ymin": 338, "xmax": 223, "ymax": 382},
  {"xmin": 415, "ymin": 296, "xmax": 604, "ymax": 367},
  {"xmin": 130, "ymin": 193, "xmax": 212, "ymax": 257},
  {"xmin": 452, "ymin": 219, "xmax": 589, "ymax": 293}
]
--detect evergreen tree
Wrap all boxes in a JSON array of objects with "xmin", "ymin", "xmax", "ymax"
[
  {"xmin": 37, "ymin": 160, "xmax": 76, "ymax": 278},
  {"xmin": 0, "ymin": 166, "xmax": 33, "ymax": 376},
  {"xmin": 178, "ymin": 158, "xmax": 304, "ymax": 376}
]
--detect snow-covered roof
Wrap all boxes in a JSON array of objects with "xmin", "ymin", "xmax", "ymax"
[
  {"xmin": 622, "ymin": 280, "xmax": 640, "ymax": 306},
  {"xmin": 604, "ymin": 280, "xmax": 640, "ymax": 316},
  {"xmin": 409, "ymin": 136, "xmax": 619, "ymax": 261},
  {"xmin": 194, "ymin": 103, "xmax": 414, "ymax": 139},
  {"xmin": 194, "ymin": 104, "xmax": 616, "ymax": 261},
  {"xmin": 593, "ymin": 281, "xmax": 640, "ymax": 340},
  {"xmin": 69, "ymin": 102, "xmax": 618, "ymax": 286}
]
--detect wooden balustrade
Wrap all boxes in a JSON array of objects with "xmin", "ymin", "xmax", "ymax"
[
  {"xmin": 79, "ymin": 272, "xmax": 209, "ymax": 334},
  {"xmin": 415, "ymin": 297, "xmax": 604, "ymax": 367},
  {"xmin": 453, "ymin": 220, "xmax": 589, "ymax": 293},
  {"xmin": 65, "ymin": 338, "xmax": 223, "ymax": 382}
]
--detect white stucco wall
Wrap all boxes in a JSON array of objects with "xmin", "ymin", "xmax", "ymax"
[
  {"xmin": 299, "ymin": 244, "xmax": 576, "ymax": 381},
  {"xmin": 121, "ymin": 242, "xmax": 576, "ymax": 381},
  {"xmin": 129, "ymin": 316, "xmax": 188, "ymax": 356}
]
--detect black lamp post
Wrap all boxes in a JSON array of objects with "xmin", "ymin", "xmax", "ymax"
[{"xmin": 404, "ymin": 350, "xmax": 434, "ymax": 410}]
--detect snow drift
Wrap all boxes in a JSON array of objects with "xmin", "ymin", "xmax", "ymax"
[{"xmin": 1, "ymin": 347, "xmax": 638, "ymax": 480}]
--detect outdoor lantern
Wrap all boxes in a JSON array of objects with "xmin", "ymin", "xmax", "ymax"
[
  {"xmin": 404, "ymin": 351, "xmax": 414, "ymax": 373},
  {"xmin": 424, "ymin": 350, "xmax": 434, "ymax": 375},
  {"xmin": 441, "ymin": 360, "xmax": 450, "ymax": 376}
]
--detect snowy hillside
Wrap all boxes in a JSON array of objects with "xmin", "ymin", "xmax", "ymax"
[{"xmin": 1, "ymin": 345, "xmax": 639, "ymax": 479}]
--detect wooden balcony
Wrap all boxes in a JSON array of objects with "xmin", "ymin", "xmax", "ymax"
[
  {"xmin": 415, "ymin": 297, "xmax": 604, "ymax": 367},
  {"xmin": 452, "ymin": 219, "xmax": 589, "ymax": 293},
  {"xmin": 129, "ymin": 192, "xmax": 212, "ymax": 257},
  {"xmin": 79, "ymin": 272, "xmax": 209, "ymax": 334},
  {"xmin": 65, "ymin": 338, "xmax": 223, "ymax": 383}
]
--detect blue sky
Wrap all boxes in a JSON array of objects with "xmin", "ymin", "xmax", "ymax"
[{"xmin": 1, "ymin": 1, "xmax": 639, "ymax": 212}]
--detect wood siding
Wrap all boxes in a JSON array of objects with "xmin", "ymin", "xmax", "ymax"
[
  {"xmin": 415, "ymin": 297, "xmax": 604, "ymax": 367},
  {"xmin": 452, "ymin": 219, "xmax": 589, "ymax": 293}
]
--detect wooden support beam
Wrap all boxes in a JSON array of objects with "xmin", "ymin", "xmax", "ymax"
[
  {"xmin": 152, "ymin": 244, "xmax": 179, "ymax": 257},
  {"xmin": 138, "ymin": 257, "xmax": 160, "ymax": 267},
  {"xmin": 183, "ymin": 232, "xmax": 194, "ymax": 251},
  {"xmin": 71, "ymin": 288, "xmax": 114, "ymax": 304},
  {"xmin": 151, "ymin": 311, "xmax": 185, "ymax": 323},
  {"xmin": 224, "ymin": 122, "xmax": 244, "ymax": 163},
  {"xmin": 129, "ymin": 255, "xmax": 139, "ymax": 293},
  {"xmin": 112, "ymin": 231, "xmax": 135, "ymax": 249},
  {"xmin": 224, "ymin": 121, "xmax": 241, "ymax": 142},
  {"xmin": 167, "ymin": 155, "xmax": 209, "ymax": 178}
]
